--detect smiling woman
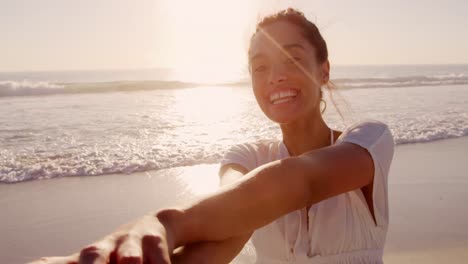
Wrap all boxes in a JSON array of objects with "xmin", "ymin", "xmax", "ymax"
[{"xmin": 31, "ymin": 7, "xmax": 395, "ymax": 264}]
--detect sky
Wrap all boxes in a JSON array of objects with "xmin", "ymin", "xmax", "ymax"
[{"xmin": 1, "ymin": 0, "xmax": 468, "ymax": 72}]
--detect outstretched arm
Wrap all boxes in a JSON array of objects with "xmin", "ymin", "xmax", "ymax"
[
  {"xmin": 164, "ymin": 142, "xmax": 375, "ymax": 249},
  {"xmin": 31, "ymin": 142, "xmax": 375, "ymax": 264}
]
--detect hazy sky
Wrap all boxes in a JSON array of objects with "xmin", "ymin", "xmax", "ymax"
[{"xmin": 1, "ymin": 0, "xmax": 467, "ymax": 72}]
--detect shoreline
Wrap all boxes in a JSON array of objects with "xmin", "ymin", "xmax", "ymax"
[
  {"xmin": 2, "ymin": 135, "xmax": 467, "ymax": 185},
  {"xmin": 1, "ymin": 136, "xmax": 468, "ymax": 263}
]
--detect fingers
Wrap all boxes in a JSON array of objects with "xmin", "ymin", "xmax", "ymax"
[
  {"xmin": 116, "ymin": 234, "xmax": 172, "ymax": 264},
  {"xmin": 31, "ymin": 214, "xmax": 173, "ymax": 264},
  {"xmin": 29, "ymin": 237, "xmax": 171, "ymax": 264},
  {"xmin": 142, "ymin": 235, "xmax": 171, "ymax": 264},
  {"xmin": 117, "ymin": 236, "xmax": 143, "ymax": 264},
  {"xmin": 43, "ymin": 233, "xmax": 171, "ymax": 264},
  {"xmin": 78, "ymin": 245, "xmax": 110, "ymax": 264},
  {"xmin": 78, "ymin": 235, "xmax": 119, "ymax": 264}
]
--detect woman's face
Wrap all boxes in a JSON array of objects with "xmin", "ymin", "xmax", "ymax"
[{"xmin": 249, "ymin": 21, "xmax": 329, "ymax": 124}]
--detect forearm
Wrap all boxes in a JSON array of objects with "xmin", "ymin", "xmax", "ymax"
[{"xmin": 168, "ymin": 157, "xmax": 313, "ymax": 247}]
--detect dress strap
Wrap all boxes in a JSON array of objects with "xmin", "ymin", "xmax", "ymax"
[{"xmin": 330, "ymin": 128, "xmax": 334, "ymax": 145}]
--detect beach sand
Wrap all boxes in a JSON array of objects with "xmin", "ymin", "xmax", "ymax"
[{"xmin": 1, "ymin": 137, "xmax": 467, "ymax": 264}]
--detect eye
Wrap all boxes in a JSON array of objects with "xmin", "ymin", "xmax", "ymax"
[
  {"xmin": 253, "ymin": 65, "xmax": 267, "ymax": 73},
  {"xmin": 285, "ymin": 57, "xmax": 301, "ymax": 64}
]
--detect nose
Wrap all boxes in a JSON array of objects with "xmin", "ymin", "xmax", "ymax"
[{"xmin": 268, "ymin": 63, "xmax": 287, "ymax": 85}]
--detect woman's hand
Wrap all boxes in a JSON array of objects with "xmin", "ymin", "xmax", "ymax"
[{"xmin": 29, "ymin": 210, "xmax": 180, "ymax": 264}]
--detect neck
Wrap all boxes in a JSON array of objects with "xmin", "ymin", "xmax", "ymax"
[{"xmin": 280, "ymin": 112, "xmax": 331, "ymax": 157}]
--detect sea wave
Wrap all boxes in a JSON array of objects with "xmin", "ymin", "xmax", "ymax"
[
  {"xmin": 0, "ymin": 80, "xmax": 198, "ymax": 97},
  {"xmin": 334, "ymin": 74, "xmax": 468, "ymax": 89},
  {"xmin": 1, "ymin": 74, "xmax": 468, "ymax": 183},
  {"xmin": 1, "ymin": 73, "xmax": 468, "ymax": 97},
  {"xmin": 0, "ymin": 147, "xmax": 222, "ymax": 183},
  {"xmin": 2, "ymin": 131, "xmax": 468, "ymax": 184}
]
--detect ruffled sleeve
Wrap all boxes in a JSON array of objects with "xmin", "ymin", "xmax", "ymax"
[
  {"xmin": 219, "ymin": 143, "xmax": 259, "ymax": 173},
  {"xmin": 339, "ymin": 120, "xmax": 395, "ymax": 227}
]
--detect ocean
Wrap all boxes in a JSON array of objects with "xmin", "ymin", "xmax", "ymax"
[{"xmin": 1, "ymin": 65, "xmax": 468, "ymax": 183}]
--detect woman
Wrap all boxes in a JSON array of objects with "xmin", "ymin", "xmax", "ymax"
[{"xmin": 34, "ymin": 8, "xmax": 394, "ymax": 264}]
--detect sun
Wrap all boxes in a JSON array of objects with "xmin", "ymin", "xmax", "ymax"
[{"xmin": 154, "ymin": 0, "xmax": 260, "ymax": 82}]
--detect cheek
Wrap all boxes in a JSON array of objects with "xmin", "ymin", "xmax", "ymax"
[
  {"xmin": 252, "ymin": 86, "xmax": 266, "ymax": 108},
  {"xmin": 251, "ymin": 84, "xmax": 271, "ymax": 114},
  {"xmin": 252, "ymin": 79, "xmax": 267, "ymax": 100}
]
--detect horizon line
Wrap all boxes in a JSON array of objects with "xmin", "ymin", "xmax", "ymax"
[{"xmin": 1, "ymin": 63, "xmax": 468, "ymax": 74}]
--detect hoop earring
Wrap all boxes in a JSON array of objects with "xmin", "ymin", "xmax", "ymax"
[{"xmin": 320, "ymin": 99, "xmax": 327, "ymax": 114}]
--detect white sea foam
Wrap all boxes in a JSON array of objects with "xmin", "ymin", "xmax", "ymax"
[{"xmin": 0, "ymin": 80, "xmax": 197, "ymax": 97}]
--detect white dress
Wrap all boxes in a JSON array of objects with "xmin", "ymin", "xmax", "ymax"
[{"xmin": 220, "ymin": 120, "xmax": 395, "ymax": 264}]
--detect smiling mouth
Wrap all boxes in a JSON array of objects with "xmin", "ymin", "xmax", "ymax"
[{"xmin": 270, "ymin": 89, "xmax": 298, "ymax": 105}]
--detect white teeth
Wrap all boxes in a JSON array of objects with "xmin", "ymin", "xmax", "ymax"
[
  {"xmin": 270, "ymin": 90, "xmax": 297, "ymax": 104},
  {"xmin": 273, "ymin": 97, "xmax": 294, "ymax": 105}
]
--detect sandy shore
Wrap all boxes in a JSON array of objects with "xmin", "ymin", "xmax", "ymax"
[
  {"xmin": 1, "ymin": 137, "xmax": 468, "ymax": 264},
  {"xmin": 382, "ymin": 136, "xmax": 468, "ymax": 263}
]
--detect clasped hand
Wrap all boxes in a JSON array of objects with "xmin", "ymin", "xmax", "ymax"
[{"xmin": 29, "ymin": 209, "xmax": 192, "ymax": 264}]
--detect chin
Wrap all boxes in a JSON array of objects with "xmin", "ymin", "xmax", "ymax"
[
  {"xmin": 267, "ymin": 112, "xmax": 303, "ymax": 125},
  {"xmin": 266, "ymin": 105, "xmax": 318, "ymax": 125}
]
